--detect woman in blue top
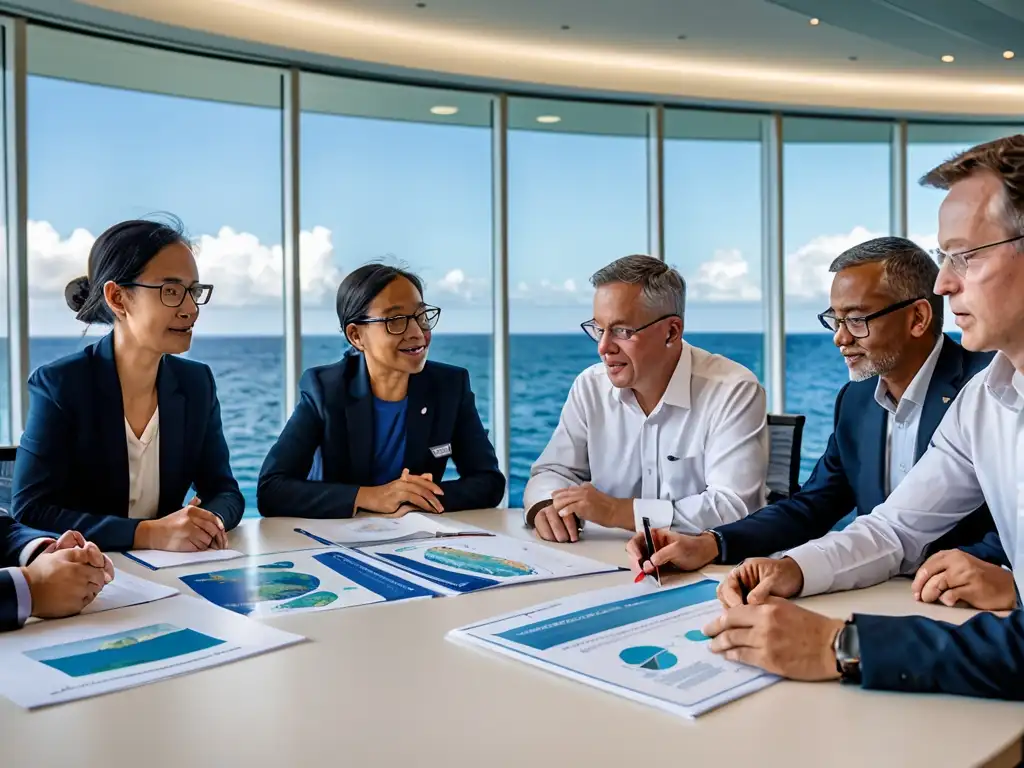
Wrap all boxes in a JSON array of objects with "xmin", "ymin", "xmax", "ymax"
[
  {"xmin": 12, "ymin": 218, "xmax": 244, "ymax": 552},
  {"xmin": 258, "ymin": 263, "xmax": 505, "ymax": 518}
]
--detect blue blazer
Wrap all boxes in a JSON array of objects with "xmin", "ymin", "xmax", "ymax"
[
  {"xmin": 714, "ymin": 335, "xmax": 1005, "ymax": 565},
  {"xmin": 0, "ymin": 515, "xmax": 53, "ymax": 632},
  {"xmin": 857, "ymin": 609, "xmax": 1024, "ymax": 700},
  {"xmin": 258, "ymin": 352, "xmax": 505, "ymax": 518},
  {"xmin": 12, "ymin": 333, "xmax": 244, "ymax": 551}
]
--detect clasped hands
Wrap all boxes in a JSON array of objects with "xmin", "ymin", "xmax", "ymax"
[
  {"xmin": 134, "ymin": 495, "xmax": 228, "ymax": 552},
  {"xmin": 532, "ymin": 484, "xmax": 633, "ymax": 543},
  {"xmin": 23, "ymin": 530, "xmax": 115, "ymax": 619},
  {"xmin": 355, "ymin": 469, "xmax": 446, "ymax": 517}
]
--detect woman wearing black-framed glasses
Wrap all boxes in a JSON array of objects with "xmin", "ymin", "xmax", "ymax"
[
  {"xmin": 10, "ymin": 217, "xmax": 243, "ymax": 553},
  {"xmin": 258, "ymin": 263, "xmax": 505, "ymax": 519}
]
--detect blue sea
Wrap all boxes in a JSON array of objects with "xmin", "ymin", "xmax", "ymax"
[{"xmin": 26, "ymin": 333, "xmax": 851, "ymax": 512}]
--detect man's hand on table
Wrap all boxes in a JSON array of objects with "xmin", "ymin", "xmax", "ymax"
[
  {"xmin": 912, "ymin": 549, "xmax": 1016, "ymax": 611},
  {"xmin": 532, "ymin": 484, "xmax": 633, "ymax": 543}
]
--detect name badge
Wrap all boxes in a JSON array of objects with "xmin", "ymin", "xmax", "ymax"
[{"xmin": 430, "ymin": 443, "xmax": 453, "ymax": 459}]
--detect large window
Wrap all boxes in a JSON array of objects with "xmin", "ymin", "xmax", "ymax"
[
  {"xmin": 27, "ymin": 28, "xmax": 284, "ymax": 509},
  {"xmin": 300, "ymin": 75, "xmax": 494, "ymax": 470},
  {"xmin": 665, "ymin": 110, "xmax": 764, "ymax": 382},
  {"xmin": 507, "ymin": 99, "xmax": 649, "ymax": 507},
  {"xmin": 783, "ymin": 118, "xmax": 893, "ymax": 480}
]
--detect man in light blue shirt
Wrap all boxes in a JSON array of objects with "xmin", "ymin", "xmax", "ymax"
[
  {"xmin": 1, "ymin": 516, "xmax": 113, "ymax": 631},
  {"xmin": 701, "ymin": 133, "xmax": 1024, "ymax": 700}
]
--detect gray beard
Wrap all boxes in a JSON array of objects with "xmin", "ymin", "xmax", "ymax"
[{"xmin": 848, "ymin": 350, "xmax": 899, "ymax": 382}]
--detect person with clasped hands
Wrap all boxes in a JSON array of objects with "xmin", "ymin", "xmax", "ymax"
[
  {"xmin": 258, "ymin": 263, "xmax": 504, "ymax": 519},
  {"xmin": 522, "ymin": 255, "xmax": 768, "ymax": 543},
  {"xmin": 11, "ymin": 217, "xmax": 244, "ymax": 552},
  {"xmin": 627, "ymin": 237, "xmax": 1010, "ymax": 610},
  {"xmin": 694, "ymin": 135, "xmax": 1024, "ymax": 700},
  {"xmin": 2, "ymin": 516, "xmax": 115, "ymax": 631}
]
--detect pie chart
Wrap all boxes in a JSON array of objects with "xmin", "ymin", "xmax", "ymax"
[{"xmin": 619, "ymin": 645, "xmax": 678, "ymax": 671}]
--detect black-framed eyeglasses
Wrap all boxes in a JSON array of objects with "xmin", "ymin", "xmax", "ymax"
[
  {"xmin": 119, "ymin": 281, "xmax": 214, "ymax": 308},
  {"xmin": 930, "ymin": 233, "xmax": 1024, "ymax": 277},
  {"xmin": 580, "ymin": 314, "xmax": 679, "ymax": 343},
  {"xmin": 817, "ymin": 297, "xmax": 925, "ymax": 339},
  {"xmin": 354, "ymin": 306, "xmax": 441, "ymax": 336}
]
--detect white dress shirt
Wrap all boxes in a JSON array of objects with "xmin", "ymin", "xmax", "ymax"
[
  {"xmin": 6, "ymin": 538, "xmax": 54, "ymax": 626},
  {"xmin": 785, "ymin": 352, "xmax": 1016, "ymax": 598},
  {"xmin": 874, "ymin": 336, "xmax": 944, "ymax": 495},
  {"xmin": 523, "ymin": 342, "xmax": 768, "ymax": 533},
  {"xmin": 126, "ymin": 408, "xmax": 161, "ymax": 520}
]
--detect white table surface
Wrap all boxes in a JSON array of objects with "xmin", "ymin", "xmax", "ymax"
[{"xmin": 1, "ymin": 509, "xmax": 1022, "ymax": 768}]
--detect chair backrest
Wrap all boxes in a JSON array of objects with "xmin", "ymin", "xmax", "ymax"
[
  {"xmin": 766, "ymin": 414, "xmax": 805, "ymax": 504},
  {"xmin": 0, "ymin": 446, "xmax": 16, "ymax": 517}
]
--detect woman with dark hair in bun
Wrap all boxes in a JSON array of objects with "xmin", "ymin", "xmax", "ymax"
[
  {"xmin": 257, "ymin": 263, "xmax": 505, "ymax": 519},
  {"xmin": 11, "ymin": 218, "xmax": 244, "ymax": 552}
]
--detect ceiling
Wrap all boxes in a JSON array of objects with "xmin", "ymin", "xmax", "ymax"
[{"xmin": 9, "ymin": 0, "xmax": 1024, "ymax": 117}]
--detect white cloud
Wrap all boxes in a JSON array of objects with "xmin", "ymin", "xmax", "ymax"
[
  {"xmin": 689, "ymin": 248, "xmax": 762, "ymax": 302},
  {"xmin": 511, "ymin": 276, "xmax": 591, "ymax": 306},
  {"xmin": 430, "ymin": 267, "xmax": 489, "ymax": 305},
  {"xmin": 785, "ymin": 225, "xmax": 881, "ymax": 300},
  {"xmin": 24, "ymin": 220, "xmax": 341, "ymax": 308}
]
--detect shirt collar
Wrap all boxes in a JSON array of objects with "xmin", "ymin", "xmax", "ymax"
[
  {"xmin": 873, "ymin": 335, "xmax": 944, "ymax": 414},
  {"xmin": 984, "ymin": 353, "xmax": 1024, "ymax": 412},
  {"xmin": 612, "ymin": 342, "xmax": 692, "ymax": 411}
]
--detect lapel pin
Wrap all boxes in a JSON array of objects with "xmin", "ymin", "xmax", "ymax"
[
  {"xmin": 421, "ymin": 407, "xmax": 428, "ymax": 415},
  {"xmin": 942, "ymin": 396, "xmax": 951, "ymax": 404}
]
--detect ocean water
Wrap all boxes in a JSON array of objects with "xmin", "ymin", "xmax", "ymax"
[{"xmin": 25, "ymin": 333, "xmax": 851, "ymax": 513}]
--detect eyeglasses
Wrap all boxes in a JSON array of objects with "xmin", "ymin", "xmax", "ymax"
[
  {"xmin": 354, "ymin": 306, "xmax": 441, "ymax": 336},
  {"xmin": 119, "ymin": 281, "xmax": 214, "ymax": 308},
  {"xmin": 817, "ymin": 297, "xmax": 925, "ymax": 339},
  {"xmin": 930, "ymin": 234, "xmax": 1024, "ymax": 277},
  {"xmin": 580, "ymin": 314, "xmax": 678, "ymax": 343}
]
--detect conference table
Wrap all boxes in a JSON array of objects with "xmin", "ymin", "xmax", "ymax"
[{"xmin": 2, "ymin": 510, "xmax": 1023, "ymax": 768}]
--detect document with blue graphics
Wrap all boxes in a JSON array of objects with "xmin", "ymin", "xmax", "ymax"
[
  {"xmin": 449, "ymin": 578, "xmax": 779, "ymax": 718},
  {"xmin": 358, "ymin": 535, "xmax": 621, "ymax": 595}
]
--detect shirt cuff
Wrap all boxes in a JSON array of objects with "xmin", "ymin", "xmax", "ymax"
[
  {"xmin": 784, "ymin": 542, "xmax": 835, "ymax": 597},
  {"xmin": 19, "ymin": 538, "xmax": 52, "ymax": 567},
  {"xmin": 6, "ymin": 567, "xmax": 31, "ymax": 626},
  {"xmin": 633, "ymin": 499, "xmax": 674, "ymax": 532}
]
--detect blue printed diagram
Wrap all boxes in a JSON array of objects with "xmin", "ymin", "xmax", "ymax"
[
  {"xmin": 619, "ymin": 645, "xmax": 679, "ymax": 671},
  {"xmin": 25, "ymin": 624, "xmax": 225, "ymax": 678},
  {"xmin": 181, "ymin": 561, "xmax": 343, "ymax": 616},
  {"xmin": 421, "ymin": 546, "xmax": 536, "ymax": 578}
]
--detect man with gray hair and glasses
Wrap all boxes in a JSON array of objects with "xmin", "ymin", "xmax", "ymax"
[
  {"xmin": 627, "ymin": 237, "xmax": 1006, "ymax": 608},
  {"xmin": 699, "ymin": 134, "xmax": 1024, "ymax": 701},
  {"xmin": 523, "ymin": 254, "xmax": 768, "ymax": 543}
]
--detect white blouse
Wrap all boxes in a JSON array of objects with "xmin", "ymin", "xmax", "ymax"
[{"xmin": 126, "ymin": 407, "xmax": 161, "ymax": 520}]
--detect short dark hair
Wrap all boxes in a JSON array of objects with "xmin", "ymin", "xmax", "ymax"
[
  {"xmin": 590, "ymin": 254, "xmax": 686, "ymax": 319},
  {"xmin": 336, "ymin": 263, "xmax": 425, "ymax": 345},
  {"xmin": 64, "ymin": 216, "xmax": 190, "ymax": 326},
  {"xmin": 828, "ymin": 236, "xmax": 943, "ymax": 339}
]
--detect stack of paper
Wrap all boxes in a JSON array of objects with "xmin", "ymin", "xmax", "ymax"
[{"xmin": 295, "ymin": 512, "xmax": 491, "ymax": 548}]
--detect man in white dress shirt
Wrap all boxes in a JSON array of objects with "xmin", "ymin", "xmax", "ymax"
[
  {"xmin": 700, "ymin": 134, "xmax": 1024, "ymax": 700},
  {"xmin": 523, "ymin": 254, "xmax": 768, "ymax": 543}
]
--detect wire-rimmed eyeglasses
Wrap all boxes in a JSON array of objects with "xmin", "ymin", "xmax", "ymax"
[{"xmin": 930, "ymin": 233, "xmax": 1024, "ymax": 277}]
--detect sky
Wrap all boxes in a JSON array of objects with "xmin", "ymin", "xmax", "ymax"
[{"xmin": 22, "ymin": 74, "xmax": 982, "ymax": 338}]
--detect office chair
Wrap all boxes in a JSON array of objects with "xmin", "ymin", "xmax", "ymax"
[
  {"xmin": 0, "ymin": 446, "xmax": 16, "ymax": 517},
  {"xmin": 766, "ymin": 414, "xmax": 805, "ymax": 504}
]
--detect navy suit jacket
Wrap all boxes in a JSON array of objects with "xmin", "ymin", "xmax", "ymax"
[
  {"xmin": 12, "ymin": 333, "xmax": 244, "ymax": 551},
  {"xmin": 258, "ymin": 352, "xmax": 505, "ymax": 518},
  {"xmin": 714, "ymin": 335, "xmax": 1005, "ymax": 565},
  {"xmin": 0, "ymin": 515, "xmax": 53, "ymax": 631}
]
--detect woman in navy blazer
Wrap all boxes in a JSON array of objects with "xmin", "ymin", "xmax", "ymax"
[
  {"xmin": 258, "ymin": 263, "xmax": 505, "ymax": 518},
  {"xmin": 12, "ymin": 218, "xmax": 244, "ymax": 552}
]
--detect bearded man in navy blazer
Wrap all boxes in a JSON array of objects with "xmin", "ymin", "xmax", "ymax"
[{"xmin": 629, "ymin": 236, "xmax": 1011, "ymax": 611}]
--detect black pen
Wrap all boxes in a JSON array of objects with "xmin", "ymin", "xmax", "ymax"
[
  {"xmin": 641, "ymin": 516, "xmax": 661, "ymax": 587},
  {"xmin": 294, "ymin": 527, "xmax": 335, "ymax": 547}
]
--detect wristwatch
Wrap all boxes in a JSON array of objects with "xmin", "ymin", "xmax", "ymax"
[
  {"xmin": 833, "ymin": 619, "xmax": 861, "ymax": 683},
  {"xmin": 703, "ymin": 528, "xmax": 726, "ymax": 565}
]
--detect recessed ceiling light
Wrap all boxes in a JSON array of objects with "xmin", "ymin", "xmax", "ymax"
[
  {"xmin": 430, "ymin": 105, "xmax": 459, "ymax": 116},
  {"xmin": 561, "ymin": 25, "xmax": 571, "ymax": 30},
  {"xmin": 1004, "ymin": 50, "xmax": 1016, "ymax": 60},
  {"xmin": 848, "ymin": 56, "xmax": 858, "ymax": 61},
  {"xmin": 415, "ymin": 2, "xmax": 426, "ymax": 6},
  {"xmin": 677, "ymin": 34, "xmax": 687, "ymax": 40},
  {"xmin": 536, "ymin": 115, "xmax": 562, "ymax": 124},
  {"xmin": 809, "ymin": 17, "xmax": 820, "ymax": 26},
  {"xmin": 941, "ymin": 54, "xmax": 955, "ymax": 63}
]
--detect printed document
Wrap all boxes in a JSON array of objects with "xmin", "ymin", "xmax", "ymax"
[
  {"xmin": 449, "ymin": 578, "xmax": 778, "ymax": 717},
  {"xmin": 295, "ymin": 513, "xmax": 490, "ymax": 548},
  {"xmin": 0, "ymin": 595, "xmax": 303, "ymax": 709},
  {"xmin": 125, "ymin": 548, "xmax": 246, "ymax": 570},
  {"xmin": 82, "ymin": 569, "xmax": 178, "ymax": 615}
]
